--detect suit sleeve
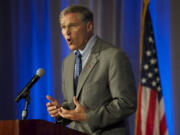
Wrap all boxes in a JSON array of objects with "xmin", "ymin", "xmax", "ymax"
[
  {"xmin": 86, "ymin": 50, "xmax": 137, "ymax": 132},
  {"xmin": 55, "ymin": 60, "xmax": 72, "ymax": 125}
]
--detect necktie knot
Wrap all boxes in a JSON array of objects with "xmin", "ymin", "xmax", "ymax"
[{"xmin": 75, "ymin": 50, "xmax": 81, "ymax": 58}]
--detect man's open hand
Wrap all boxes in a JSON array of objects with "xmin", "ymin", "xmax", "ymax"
[
  {"xmin": 46, "ymin": 95, "xmax": 61, "ymax": 117},
  {"xmin": 59, "ymin": 96, "xmax": 86, "ymax": 121}
]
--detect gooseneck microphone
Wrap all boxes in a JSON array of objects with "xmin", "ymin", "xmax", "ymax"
[{"xmin": 15, "ymin": 68, "xmax": 45, "ymax": 102}]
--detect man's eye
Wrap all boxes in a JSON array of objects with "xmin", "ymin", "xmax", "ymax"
[{"xmin": 61, "ymin": 26, "xmax": 65, "ymax": 29}]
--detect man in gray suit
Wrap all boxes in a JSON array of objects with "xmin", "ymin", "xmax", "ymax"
[{"xmin": 46, "ymin": 5, "xmax": 137, "ymax": 135}]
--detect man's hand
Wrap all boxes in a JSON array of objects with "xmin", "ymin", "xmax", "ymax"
[
  {"xmin": 59, "ymin": 96, "xmax": 86, "ymax": 121},
  {"xmin": 46, "ymin": 95, "xmax": 61, "ymax": 117}
]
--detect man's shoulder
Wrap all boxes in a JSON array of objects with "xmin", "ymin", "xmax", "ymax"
[
  {"xmin": 95, "ymin": 37, "xmax": 124, "ymax": 55},
  {"xmin": 63, "ymin": 52, "xmax": 74, "ymax": 63}
]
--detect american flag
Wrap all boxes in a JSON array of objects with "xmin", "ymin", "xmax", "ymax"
[{"xmin": 135, "ymin": 7, "xmax": 168, "ymax": 135}]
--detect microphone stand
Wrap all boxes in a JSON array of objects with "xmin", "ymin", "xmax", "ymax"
[{"xmin": 22, "ymin": 91, "xmax": 30, "ymax": 120}]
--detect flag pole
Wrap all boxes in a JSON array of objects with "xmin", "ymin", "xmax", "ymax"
[{"xmin": 135, "ymin": 0, "xmax": 149, "ymax": 135}]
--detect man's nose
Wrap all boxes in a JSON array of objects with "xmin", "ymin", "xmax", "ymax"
[{"xmin": 66, "ymin": 27, "xmax": 71, "ymax": 35}]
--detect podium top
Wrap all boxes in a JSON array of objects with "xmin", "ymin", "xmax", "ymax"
[{"xmin": 0, "ymin": 119, "xmax": 88, "ymax": 135}]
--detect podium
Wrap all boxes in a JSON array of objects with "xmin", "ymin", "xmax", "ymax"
[{"xmin": 0, "ymin": 120, "xmax": 87, "ymax": 135}]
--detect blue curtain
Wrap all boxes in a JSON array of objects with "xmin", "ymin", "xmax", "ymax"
[{"xmin": 10, "ymin": 0, "xmax": 54, "ymax": 121}]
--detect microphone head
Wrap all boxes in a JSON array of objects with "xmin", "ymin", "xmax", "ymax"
[{"xmin": 36, "ymin": 68, "xmax": 45, "ymax": 77}]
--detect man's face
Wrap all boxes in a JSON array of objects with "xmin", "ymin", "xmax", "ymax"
[{"xmin": 60, "ymin": 13, "xmax": 92, "ymax": 51}]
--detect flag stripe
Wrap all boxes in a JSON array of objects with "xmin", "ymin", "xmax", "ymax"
[
  {"xmin": 160, "ymin": 114, "xmax": 167, "ymax": 135},
  {"xmin": 145, "ymin": 89, "xmax": 157, "ymax": 135},
  {"xmin": 160, "ymin": 98, "xmax": 165, "ymax": 120},
  {"xmin": 153, "ymin": 95, "xmax": 160, "ymax": 135},
  {"xmin": 141, "ymin": 87, "xmax": 151, "ymax": 135}
]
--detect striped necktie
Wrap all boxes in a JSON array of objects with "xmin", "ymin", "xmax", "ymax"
[{"xmin": 74, "ymin": 50, "xmax": 82, "ymax": 94}]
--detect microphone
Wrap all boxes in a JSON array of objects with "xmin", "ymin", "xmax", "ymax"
[{"xmin": 15, "ymin": 68, "xmax": 45, "ymax": 102}]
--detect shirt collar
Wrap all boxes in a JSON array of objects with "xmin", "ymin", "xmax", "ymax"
[{"xmin": 74, "ymin": 34, "xmax": 97, "ymax": 57}]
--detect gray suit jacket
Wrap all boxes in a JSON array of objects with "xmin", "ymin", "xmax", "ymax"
[{"xmin": 57, "ymin": 37, "xmax": 137, "ymax": 135}]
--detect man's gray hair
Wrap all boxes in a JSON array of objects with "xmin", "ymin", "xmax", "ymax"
[{"xmin": 59, "ymin": 5, "xmax": 93, "ymax": 23}]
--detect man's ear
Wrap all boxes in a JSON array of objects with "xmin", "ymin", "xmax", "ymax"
[{"xmin": 87, "ymin": 21, "xmax": 93, "ymax": 32}]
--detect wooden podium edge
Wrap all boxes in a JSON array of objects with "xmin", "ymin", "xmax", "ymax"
[{"xmin": 0, "ymin": 119, "xmax": 88, "ymax": 135}]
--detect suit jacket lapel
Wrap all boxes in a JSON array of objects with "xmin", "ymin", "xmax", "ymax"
[
  {"xmin": 67, "ymin": 53, "xmax": 76, "ymax": 99},
  {"xmin": 76, "ymin": 40, "xmax": 100, "ymax": 98}
]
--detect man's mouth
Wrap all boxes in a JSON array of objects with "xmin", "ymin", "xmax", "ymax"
[{"xmin": 67, "ymin": 38, "xmax": 72, "ymax": 44}]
